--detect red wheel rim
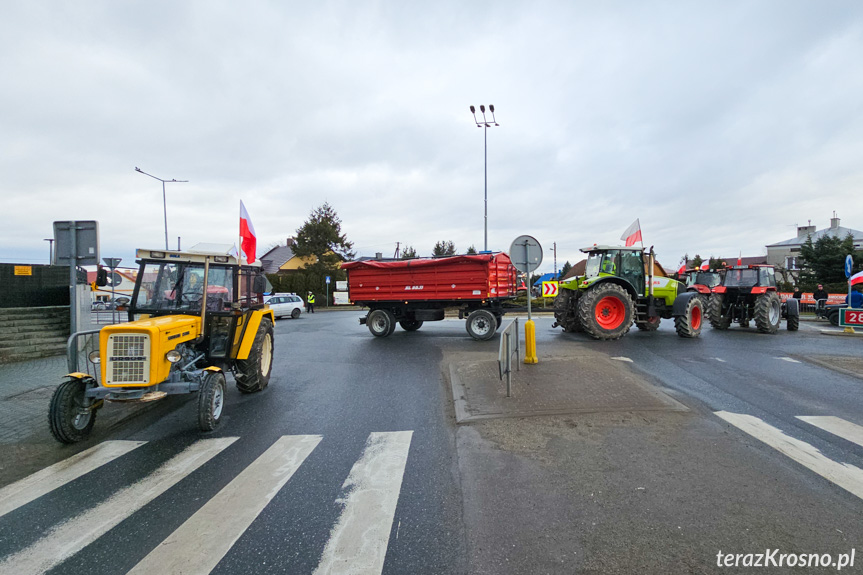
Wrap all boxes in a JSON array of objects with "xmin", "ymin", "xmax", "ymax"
[
  {"xmin": 691, "ymin": 305, "xmax": 702, "ymax": 330},
  {"xmin": 595, "ymin": 296, "xmax": 625, "ymax": 329}
]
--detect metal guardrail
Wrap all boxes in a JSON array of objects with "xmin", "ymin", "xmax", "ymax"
[
  {"xmin": 498, "ymin": 318, "xmax": 520, "ymax": 398},
  {"xmin": 66, "ymin": 329, "xmax": 102, "ymax": 383}
]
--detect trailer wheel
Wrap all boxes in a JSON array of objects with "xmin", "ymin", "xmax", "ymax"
[
  {"xmin": 754, "ymin": 292, "xmax": 781, "ymax": 334},
  {"xmin": 49, "ymin": 378, "xmax": 97, "ymax": 444},
  {"xmin": 368, "ymin": 309, "xmax": 395, "ymax": 337},
  {"xmin": 235, "ymin": 318, "xmax": 273, "ymax": 393},
  {"xmin": 674, "ymin": 296, "xmax": 704, "ymax": 338},
  {"xmin": 708, "ymin": 294, "xmax": 732, "ymax": 330},
  {"xmin": 466, "ymin": 309, "xmax": 497, "ymax": 341},
  {"xmin": 198, "ymin": 370, "xmax": 226, "ymax": 431},
  {"xmin": 399, "ymin": 319, "xmax": 423, "ymax": 331}
]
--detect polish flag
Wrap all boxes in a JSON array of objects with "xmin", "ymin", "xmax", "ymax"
[
  {"xmin": 240, "ymin": 200, "xmax": 257, "ymax": 264},
  {"xmin": 737, "ymin": 251, "xmax": 742, "ymax": 266},
  {"xmin": 850, "ymin": 270, "xmax": 863, "ymax": 286},
  {"xmin": 677, "ymin": 264, "xmax": 686, "ymax": 275},
  {"xmin": 701, "ymin": 262, "xmax": 710, "ymax": 271},
  {"xmin": 620, "ymin": 219, "xmax": 642, "ymax": 247}
]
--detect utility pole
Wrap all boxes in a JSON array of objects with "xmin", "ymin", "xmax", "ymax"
[{"xmin": 469, "ymin": 105, "xmax": 499, "ymax": 252}]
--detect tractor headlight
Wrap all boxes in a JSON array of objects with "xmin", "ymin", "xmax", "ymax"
[
  {"xmin": 166, "ymin": 349, "xmax": 182, "ymax": 363},
  {"xmin": 88, "ymin": 350, "xmax": 101, "ymax": 364}
]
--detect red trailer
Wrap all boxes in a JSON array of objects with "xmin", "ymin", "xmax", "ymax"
[{"xmin": 342, "ymin": 253, "xmax": 518, "ymax": 340}]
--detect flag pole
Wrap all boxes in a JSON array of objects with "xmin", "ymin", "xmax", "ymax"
[{"xmin": 238, "ymin": 201, "xmax": 244, "ymax": 265}]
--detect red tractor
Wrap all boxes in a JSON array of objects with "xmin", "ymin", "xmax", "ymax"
[
  {"xmin": 681, "ymin": 269, "xmax": 722, "ymax": 297},
  {"xmin": 708, "ymin": 265, "xmax": 799, "ymax": 333}
]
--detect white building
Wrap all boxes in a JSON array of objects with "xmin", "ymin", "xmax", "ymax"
[{"xmin": 766, "ymin": 215, "xmax": 863, "ymax": 270}]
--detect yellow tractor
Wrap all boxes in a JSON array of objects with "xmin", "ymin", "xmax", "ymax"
[{"xmin": 50, "ymin": 246, "xmax": 275, "ymax": 443}]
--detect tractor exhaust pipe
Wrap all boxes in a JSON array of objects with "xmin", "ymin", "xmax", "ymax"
[{"xmin": 648, "ymin": 246, "xmax": 655, "ymax": 298}]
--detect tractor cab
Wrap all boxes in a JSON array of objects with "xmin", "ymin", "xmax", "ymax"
[
  {"xmin": 720, "ymin": 265, "xmax": 776, "ymax": 291},
  {"xmin": 581, "ymin": 245, "xmax": 645, "ymax": 295},
  {"xmin": 682, "ymin": 269, "xmax": 722, "ymax": 294}
]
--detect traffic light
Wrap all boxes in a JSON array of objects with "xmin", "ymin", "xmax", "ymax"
[{"xmin": 96, "ymin": 266, "xmax": 108, "ymax": 287}]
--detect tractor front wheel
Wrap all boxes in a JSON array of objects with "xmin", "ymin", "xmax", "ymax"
[
  {"xmin": 674, "ymin": 296, "xmax": 704, "ymax": 338},
  {"xmin": 577, "ymin": 283, "xmax": 634, "ymax": 340},
  {"xmin": 198, "ymin": 370, "xmax": 226, "ymax": 431},
  {"xmin": 49, "ymin": 378, "xmax": 97, "ymax": 444},
  {"xmin": 636, "ymin": 316, "xmax": 661, "ymax": 331},
  {"xmin": 708, "ymin": 294, "xmax": 732, "ymax": 330},
  {"xmin": 754, "ymin": 292, "xmax": 781, "ymax": 334},
  {"xmin": 235, "ymin": 318, "xmax": 274, "ymax": 393}
]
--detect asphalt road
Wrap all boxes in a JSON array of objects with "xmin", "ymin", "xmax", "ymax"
[{"xmin": 0, "ymin": 310, "xmax": 862, "ymax": 574}]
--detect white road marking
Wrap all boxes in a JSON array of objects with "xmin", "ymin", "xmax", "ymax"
[
  {"xmin": 0, "ymin": 438, "xmax": 237, "ymax": 575},
  {"xmin": 0, "ymin": 440, "xmax": 146, "ymax": 519},
  {"xmin": 715, "ymin": 412, "xmax": 863, "ymax": 501},
  {"xmin": 313, "ymin": 431, "xmax": 413, "ymax": 575},
  {"xmin": 610, "ymin": 357, "xmax": 633, "ymax": 363},
  {"xmin": 127, "ymin": 435, "xmax": 322, "ymax": 575},
  {"xmin": 778, "ymin": 357, "xmax": 801, "ymax": 363},
  {"xmin": 797, "ymin": 416, "xmax": 863, "ymax": 449},
  {"xmin": 713, "ymin": 358, "xmax": 727, "ymax": 363}
]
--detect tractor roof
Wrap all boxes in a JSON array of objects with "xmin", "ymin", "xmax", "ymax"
[
  {"xmin": 135, "ymin": 243, "xmax": 261, "ymax": 267},
  {"xmin": 580, "ymin": 245, "xmax": 645, "ymax": 253}
]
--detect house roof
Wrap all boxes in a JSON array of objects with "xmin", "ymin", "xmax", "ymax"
[
  {"xmin": 532, "ymin": 272, "xmax": 559, "ymax": 285},
  {"xmin": 260, "ymin": 244, "xmax": 295, "ymax": 274},
  {"xmin": 766, "ymin": 225, "xmax": 863, "ymax": 248}
]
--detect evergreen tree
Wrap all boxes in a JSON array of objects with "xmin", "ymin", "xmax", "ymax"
[
  {"xmin": 432, "ymin": 240, "xmax": 456, "ymax": 256},
  {"xmin": 466, "ymin": 245, "xmax": 478, "ymax": 255},
  {"xmin": 400, "ymin": 245, "xmax": 418, "ymax": 259},
  {"xmin": 799, "ymin": 232, "xmax": 861, "ymax": 289},
  {"xmin": 560, "ymin": 261, "xmax": 572, "ymax": 278},
  {"xmin": 294, "ymin": 203, "xmax": 355, "ymax": 273}
]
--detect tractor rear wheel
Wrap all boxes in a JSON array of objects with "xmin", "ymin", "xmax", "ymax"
[
  {"xmin": 553, "ymin": 290, "xmax": 583, "ymax": 332},
  {"xmin": 635, "ymin": 316, "xmax": 661, "ymax": 331},
  {"xmin": 708, "ymin": 294, "xmax": 732, "ymax": 330},
  {"xmin": 674, "ymin": 296, "xmax": 704, "ymax": 338},
  {"xmin": 754, "ymin": 292, "xmax": 781, "ymax": 334},
  {"xmin": 235, "ymin": 318, "xmax": 274, "ymax": 393},
  {"xmin": 577, "ymin": 283, "xmax": 634, "ymax": 340}
]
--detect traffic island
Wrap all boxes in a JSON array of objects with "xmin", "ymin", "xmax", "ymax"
[{"xmin": 448, "ymin": 352, "xmax": 687, "ymax": 423}]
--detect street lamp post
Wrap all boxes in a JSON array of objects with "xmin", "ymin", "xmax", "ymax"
[
  {"xmin": 43, "ymin": 238, "xmax": 54, "ymax": 265},
  {"xmin": 469, "ymin": 105, "xmax": 499, "ymax": 252},
  {"xmin": 135, "ymin": 167, "xmax": 188, "ymax": 250}
]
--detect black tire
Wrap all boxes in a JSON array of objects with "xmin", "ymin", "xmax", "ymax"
[
  {"xmin": 577, "ymin": 283, "xmax": 634, "ymax": 340},
  {"xmin": 235, "ymin": 318, "xmax": 274, "ymax": 393},
  {"xmin": 553, "ymin": 290, "xmax": 583, "ymax": 332},
  {"xmin": 787, "ymin": 314, "xmax": 799, "ymax": 331},
  {"xmin": 49, "ymin": 378, "xmax": 96, "ymax": 444},
  {"xmin": 674, "ymin": 296, "xmax": 704, "ymax": 338},
  {"xmin": 399, "ymin": 319, "xmax": 423, "ymax": 331},
  {"xmin": 708, "ymin": 294, "xmax": 732, "ymax": 330},
  {"xmin": 828, "ymin": 311, "xmax": 839, "ymax": 327},
  {"xmin": 291, "ymin": 308, "xmax": 300, "ymax": 319},
  {"xmin": 198, "ymin": 370, "xmax": 226, "ymax": 432},
  {"xmin": 466, "ymin": 309, "xmax": 497, "ymax": 341},
  {"xmin": 367, "ymin": 309, "xmax": 395, "ymax": 337},
  {"xmin": 754, "ymin": 292, "xmax": 781, "ymax": 334},
  {"xmin": 635, "ymin": 316, "xmax": 661, "ymax": 331},
  {"xmin": 739, "ymin": 319, "xmax": 750, "ymax": 328}
]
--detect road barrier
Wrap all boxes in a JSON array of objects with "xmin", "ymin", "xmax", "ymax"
[{"xmin": 498, "ymin": 318, "xmax": 520, "ymax": 398}]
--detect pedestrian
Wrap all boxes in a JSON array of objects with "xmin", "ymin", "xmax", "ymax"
[
  {"xmin": 307, "ymin": 291, "xmax": 315, "ymax": 313},
  {"xmin": 846, "ymin": 285, "xmax": 863, "ymax": 308},
  {"xmin": 812, "ymin": 283, "xmax": 829, "ymax": 306},
  {"xmin": 792, "ymin": 286, "xmax": 802, "ymax": 300}
]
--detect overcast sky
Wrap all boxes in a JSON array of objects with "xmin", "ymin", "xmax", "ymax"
[{"xmin": 3, "ymin": 1, "xmax": 862, "ymax": 273}]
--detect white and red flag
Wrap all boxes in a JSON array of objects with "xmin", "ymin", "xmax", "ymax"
[
  {"xmin": 701, "ymin": 262, "xmax": 710, "ymax": 271},
  {"xmin": 850, "ymin": 270, "xmax": 863, "ymax": 286},
  {"xmin": 239, "ymin": 200, "xmax": 257, "ymax": 264},
  {"xmin": 677, "ymin": 264, "xmax": 686, "ymax": 275},
  {"xmin": 737, "ymin": 251, "xmax": 742, "ymax": 266},
  {"xmin": 620, "ymin": 219, "xmax": 642, "ymax": 247}
]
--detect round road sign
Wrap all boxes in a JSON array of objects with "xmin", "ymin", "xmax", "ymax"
[
  {"xmin": 509, "ymin": 235, "xmax": 543, "ymax": 274},
  {"xmin": 846, "ymin": 254, "xmax": 853, "ymax": 279}
]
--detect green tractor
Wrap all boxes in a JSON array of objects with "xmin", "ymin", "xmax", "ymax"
[{"xmin": 552, "ymin": 245, "xmax": 704, "ymax": 340}]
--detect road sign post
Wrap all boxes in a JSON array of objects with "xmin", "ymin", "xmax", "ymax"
[
  {"xmin": 54, "ymin": 221, "xmax": 100, "ymax": 334},
  {"xmin": 845, "ymin": 255, "xmax": 854, "ymax": 333},
  {"xmin": 325, "ymin": 276, "xmax": 331, "ymax": 308},
  {"xmin": 509, "ymin": 235, "xmax": 542, "ymax": 364}
]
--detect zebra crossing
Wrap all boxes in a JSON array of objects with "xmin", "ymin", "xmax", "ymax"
[
  {"xmin": 0, "ymin": 431, "xmax": 413, "ymax": 575},
  {"xmin": 716, "ymin": 411, "xmax": 863, "ymax": 501}
]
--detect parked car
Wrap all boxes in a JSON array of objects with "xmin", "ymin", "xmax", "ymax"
[
  {"xmin": 268, "ymin": 294, "xmax": 304, "ymax": 319},
  {"xmin": 92, "ymin": 296, "xmax": 131, "ymax": 311}
]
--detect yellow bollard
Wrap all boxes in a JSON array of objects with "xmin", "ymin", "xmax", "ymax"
[{"xmin": 524, "ymin": 319, "xmax": 538, "ymax": 364}]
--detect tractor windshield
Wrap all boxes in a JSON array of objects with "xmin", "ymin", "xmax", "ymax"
[
  {"xmin": 692, "ymin": 272, "xmax": 720, "ymax": 288},
  {"xmin": 132, "ymin": 262, "xmax": 234, "ymax": 314},
  {"xmin": 584, "ymin": 251, "xmax": 619, "ymax": 278},
  {"xmin": 725, "ymin": 269, "xmax": 758, "ymax": 288}
]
